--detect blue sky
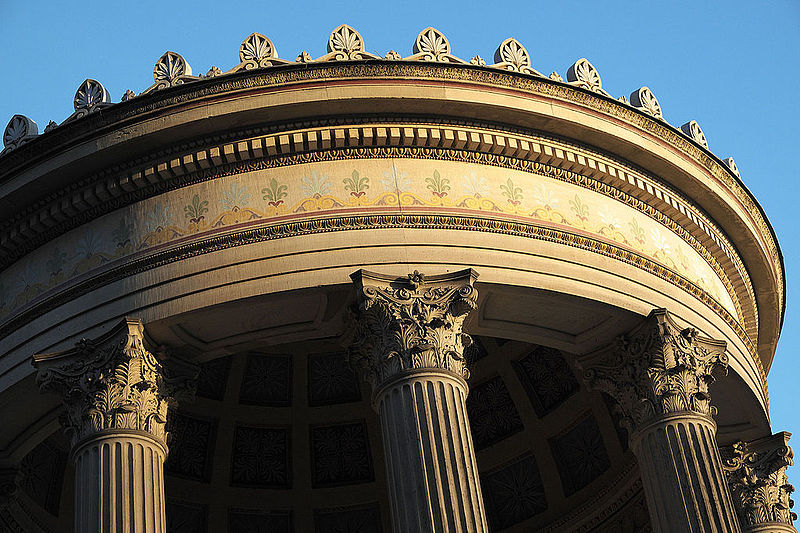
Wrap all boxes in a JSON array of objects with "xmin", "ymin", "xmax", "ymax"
[{"xmin": 2, "ymin": 0, "xmax": 798, "ymax": 456}]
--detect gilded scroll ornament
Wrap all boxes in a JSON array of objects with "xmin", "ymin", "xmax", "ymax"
[
  {"xmin": 346, "ymin": 268, "xmax": 479, "ymax": 390},
  {"xmin": 722, "ymin": 433, "xmax": 797, "ymax": 528},
  {"xmin": 33, "ymin": 318, "xmax": 197, "ymax": 446},
  {"xmin": 579, "ymin": 309, "xmax": 728, "ymax": 434}
]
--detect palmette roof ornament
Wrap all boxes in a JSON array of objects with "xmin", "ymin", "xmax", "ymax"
[
  {"xmin": 492, "ymin": 38, "xmax": 543, "ymax": 76},
  {"xmin": 681, "ymin": 120, "xmax": 709, "ymax": 149},
  {"xmin": 566, "ymin": 58, "xmax": 610, "ymax": 96},
  {"xmin": 1, "ymin": 115, "xmax": 37, "ymax": 155},
  {"xmin": 724, "ymin": 157, "xmax": 741, "ymax": 178},
  {"xmin": 630, "ymin": 86, "xmax": 663, "ymax": 119},
  {"xmin": 346, "ymin": 268, "xmax": 479, "ymax": 394},
  {"xmin": 578, "ymin": 309, "xmax": 729, "ymax": 436},
  {"xmin": 64, "ymin": 79, "xmax": 113, "ymax": 122},
  {"xmin": 142, "ymin": 51, "xmax": 198, "ymax": 94},
  {"xmin": 324, "ymin": 24, "xmax": 379, "ymax": 61},
  {"xmin": 1, "ymin": 24, "xmax": 741, "ymax": 167},
  {"xmin": 410, "ymin": 27, "xmax": 464, "ymax": 63}
]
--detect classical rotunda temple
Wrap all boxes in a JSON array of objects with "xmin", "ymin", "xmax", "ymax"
[{"xmin": 0, "ymin": 25, "xmax": 794, "ymax": 533}]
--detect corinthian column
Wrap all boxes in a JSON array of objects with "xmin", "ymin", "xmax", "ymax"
[
  {"xmin": 33, "ymin": 318, "xmax": 195, "ymax": 533},
  {"xmin": 347, "ymin": 269, "xmax": 488, "ymax": 533},
  {"xmin": 579, "ymin": 308, "xmax": 740, "ymax": 533},
  {"xmin": 722, "ymin": 433, "xmax": 797, "ymax": 533}
]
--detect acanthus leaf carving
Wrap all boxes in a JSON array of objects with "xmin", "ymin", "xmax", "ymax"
[
  {"xmin": 681, "ymin": 120, "xmax": 709, "ymax": 149},
  {"xmin": 722, "ymin": 433, "xmax": 797, "ymax": 528},
  {"xmin": 578, "ymin": 308, "xmax": 728, "ymax": 435},
  {"xmin": 33, "ymin": 318, "xmax": 197, "ymax": 447},
  {"xmin": 630, "ymin": 86, "xmax": 663, "ymax": 119},
  {"xmin": 346, "ymin": 268, "xmax": 479, "ymax": 391}
]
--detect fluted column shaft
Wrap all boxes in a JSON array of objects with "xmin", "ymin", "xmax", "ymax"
[
  {"xmin": 73, "ymin": 432, "xmax": 167, "ymax": 533},
  {"xmin": 580, "ymin": 309, "xmax": 741, "ymax": 532},
  {"xmin": 632, "ymin": 412, "xmax": 739, "ymax": 532},
  {"xmin": 347, "ymin": 268, "xmax": 488, "ymax": 533},
  {"xmin": 33, "ymin": 318, "xmax": 196, "ymax": 533},
  {"xmin": 376, "ymin": 370, "xmax": 487, "ymax": 532}
]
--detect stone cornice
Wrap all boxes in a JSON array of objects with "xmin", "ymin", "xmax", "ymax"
[
  {"xmin": 0, "ymin": 123, "xmax": 756, "ymax": 340},
  {"xmin": 0, "ymin": 59, "xmax": 782, "ymax": 315}
]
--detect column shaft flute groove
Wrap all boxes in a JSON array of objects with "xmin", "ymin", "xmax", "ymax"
[
  {"xmin": 633, "ymin": 414, "xmax": 739, "ymax": 533},
  {"xmin": 377, "ymin": 372, "xmax": 487, "ymax": 532}
]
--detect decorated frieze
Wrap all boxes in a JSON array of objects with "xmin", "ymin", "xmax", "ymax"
[
  {"xmin": 346, "ymin": 269, "xmax": 478, "ymax": 390},
  {"xmin": 579, "ymin": 309, "xmax": 729, "ymax": 435},
  {"xmin": 0, "ymin": 157, "xmax": 738, "ymax": 332}
]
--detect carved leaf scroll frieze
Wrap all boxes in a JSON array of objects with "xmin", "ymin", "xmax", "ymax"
[
  {"xmin": 346, "ymin": 268, "xmax": 479, "ymax": 390},
  {"xmin": 33, "ymin": 318, "xmax": 197, "ymax": 447},
  {"xmin": 722, "ymin": 433, "xmax": 797, "ymax": 528},
  {"xmin": 578, "ymin": 309, "xmax": 728, "ymax": 435}
]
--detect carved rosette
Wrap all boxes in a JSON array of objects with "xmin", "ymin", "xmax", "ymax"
[
  {"xmin": 33, "ymin": 318, "xmax": 194, "ymax": 448},
  {"xmin": 579, "ymin": 308, "xmax": 728, "ymax": 434},
  {"xmin": 347, "ymin": 268, "xmax": 479, "ymax": 392},
  {"xmin": 722, "ymin": 433, "xmax": 797, "ymax": 530}
]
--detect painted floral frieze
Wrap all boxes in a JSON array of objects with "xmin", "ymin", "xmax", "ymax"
[{"xmin": 0, "ymin": 158, "xmax": 736, "ymax": 324}]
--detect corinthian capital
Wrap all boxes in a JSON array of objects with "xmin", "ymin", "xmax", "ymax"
[
  {"xmin": 722, "ymin": 432, "xmax": 797, "ymax": 529},
  {"xmin": 347, "ymin": 268, "xmax": 479, "ymax": 391},
  {"xmin": 33, "ymin": 318, "xmax": 196, "ymax": 447},
  {"xmin": 579, "ymin": 309, "xmax": 728, "ymax": 433}
]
